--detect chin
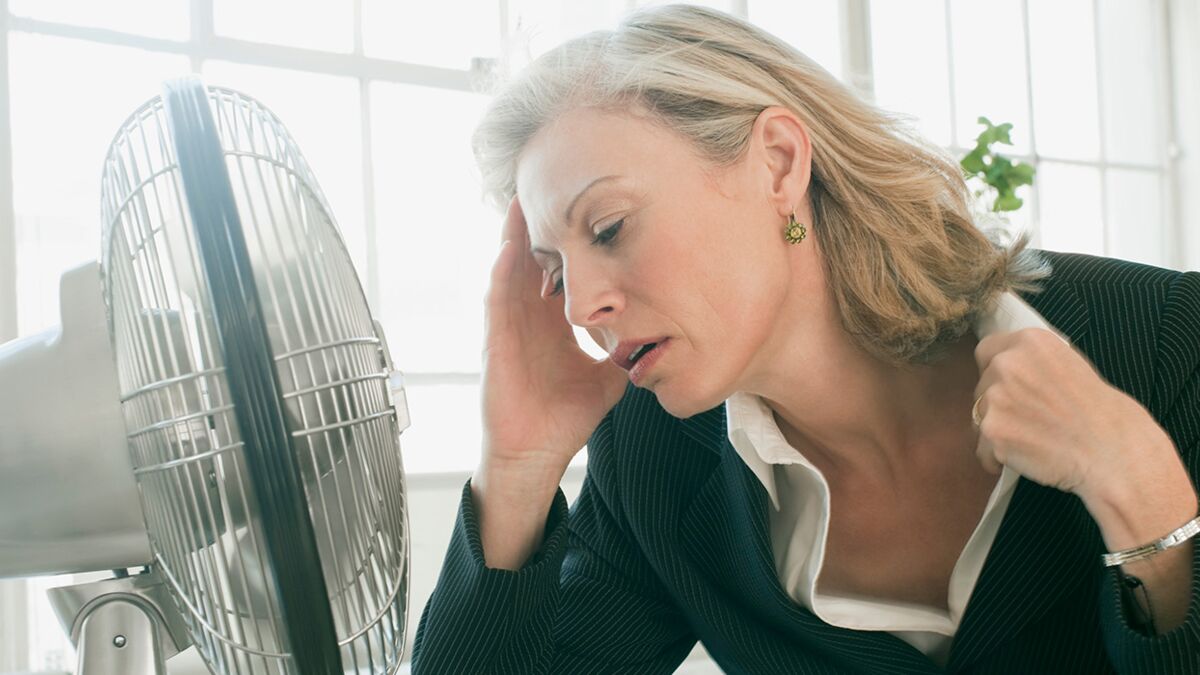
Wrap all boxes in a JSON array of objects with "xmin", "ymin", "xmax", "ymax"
[{"xmin": 650, "ymin": 381, "xmax": 726, "ymax": 420}]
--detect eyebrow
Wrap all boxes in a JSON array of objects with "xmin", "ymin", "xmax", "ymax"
[{"xmin": 530, "ymin": 174, "xmax": 621, "ymax": 257}]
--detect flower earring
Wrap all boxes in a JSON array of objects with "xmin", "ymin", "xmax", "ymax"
[{"xmin": 784, "ymin": 210, "xmax": 807, "ymax": 244}]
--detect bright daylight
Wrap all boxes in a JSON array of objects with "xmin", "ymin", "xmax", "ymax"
[{"xmin": 2, "ymin": 0, "xmax": 1199, "ymax": 673}]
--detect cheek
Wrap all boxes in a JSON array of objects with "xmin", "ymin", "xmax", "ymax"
[{"xmin": 631, "ymin": 230, "xmax": 748, "ymax": 322}]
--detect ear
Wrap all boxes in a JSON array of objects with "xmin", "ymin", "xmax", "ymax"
[{"xmin": 752, "ymin": 106, "xmax": 813, "ymax": 218}]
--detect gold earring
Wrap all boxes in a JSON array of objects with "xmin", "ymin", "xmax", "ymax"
[{"xmin": 784, "ymin": 210, "xmax": 807, "ymax": 244}]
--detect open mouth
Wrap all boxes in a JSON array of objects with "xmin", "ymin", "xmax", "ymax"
[
  {"xmin": 611, "ymin": 337, "xmax": 671, "ymax": 373},
  {"xmin": 627, "ymin": 338, "xmax": 670, "ymax": 384},
  {"xmin": 629, "ymin": 342, "xmax": 659, "ymax": 364}
]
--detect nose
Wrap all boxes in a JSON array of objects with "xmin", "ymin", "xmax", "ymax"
[{"xmin": 562, "ymin": 258, "xmax": 624, "ymax": 329}]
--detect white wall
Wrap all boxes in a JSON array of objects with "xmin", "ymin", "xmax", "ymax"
[{"xmin": 1171, "ymin": 0, "xmax": 1200, "ymax": 270}]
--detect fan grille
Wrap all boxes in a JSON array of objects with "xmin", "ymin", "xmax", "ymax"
[{"xmin": 99, "ymin": 82, "xmax": 409, "ymax": 674}]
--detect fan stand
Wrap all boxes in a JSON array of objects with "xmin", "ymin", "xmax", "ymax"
[{"xmin": 48, "ymin": 569, "xmax": 191, "ymax": 675}]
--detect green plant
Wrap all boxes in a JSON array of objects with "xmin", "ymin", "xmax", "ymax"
[{"xmin": 960, "ymin": 116, "xmax": 1036, "ymax": 212}]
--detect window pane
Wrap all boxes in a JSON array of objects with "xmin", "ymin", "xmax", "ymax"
[
  {"xmin": 749, "ymin": 0, "xmax": 843, "ymax": 82},
  {"xmin": 214, "ymin": 0, "xmax": 353, "ymax": 53},
  {"xmin": 976, "ymin": 185, "xmax": 1035, "ymax": 247},
  {"xmin": 950, "ymin": 0, "xmax": 1031, "ymax": 153},
  {"xmin": 401, "ymin": 383, "xmax": 481, "ymax": 473},
  {"xmin": 637, "ymin": 0, "xmax": 734, "ymax": 13},
  {"xmin": 1027, "ymin": 0, "xmax": 1100, "ymax": 161},
  {"xmin": 370, "ymin": 82, "xmax": 491, "ymax": 374},
  {"xmin": 26, "ymin": 575, "xmax": 72, "ymax": 669},
  {"xmin": 9, "ymin": 0, "xmax": 188, "ymax": 40},
  {"xmin": 201, "ymin": 61, "xmax": 367, "ymax": 278},
  {"xmin": 399, "ymin": 383, "xmax": 588, "ymax": 474},
  {"xmin": 509, "ymin": 0, "xmax": 627, "ymax": 60},
  {"xmin": 1106, "ymin": 169, "xmax": 1164, "ymax": 267},
  {"xmin": 1003, "ymin": 196, "xmax": 1034, "ymax": 248},
  {"xmin": 869, "ymin": 0, "xmax": 951, "ymax": 145},
  {"xmin": 1096, "ymin": 0, "xmax": 1166, "ymax": 166},
  {"xmin": 363, "ymin": 0, "xmax": 500, "ymax": 69},
  {"xmin": 8, "ymin": 34, "xmax": 189, "ymax": 337},
  {"xmin": 1035, "ymin": 162, "xmax": 1104, "ymax": 256}
]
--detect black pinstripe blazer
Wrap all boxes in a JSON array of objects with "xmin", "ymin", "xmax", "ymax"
[{"xmin": 413, "ymin": 252, "xmax": 1200, "ymax": 674}]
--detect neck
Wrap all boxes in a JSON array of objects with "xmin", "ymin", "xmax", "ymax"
[
  {"xmin": 740, "ymin": 261, "xmax": 981, "ymax": 478},
  {"xmin": 770, "ymin": 336, "xmax": 979, "ymax": 475}
]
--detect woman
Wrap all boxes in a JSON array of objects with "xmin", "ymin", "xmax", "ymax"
[{"xmin": 412, "ymin": 6, "xmax": 1198, "ymax": 673}]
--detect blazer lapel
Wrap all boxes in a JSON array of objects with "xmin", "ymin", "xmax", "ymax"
[
  {"xmin": 679, "ymin": 410, "xmax": 940, "ymax": 674},
  {"xmin": 945, "ymin": 477, "xmax": 1103, "ymax": 670}
]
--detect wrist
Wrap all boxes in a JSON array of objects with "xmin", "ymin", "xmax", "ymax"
[
  {"xmin": 475, "ymin": 453, "xmax": 568, "ymax": 498},
  {"xmin": 470, "ymin": 460, "xmax": 566, "ymax": 570},
  {"xmin": 1081, "ymin": 439, "xmax": 1198, "ymax": 552}
]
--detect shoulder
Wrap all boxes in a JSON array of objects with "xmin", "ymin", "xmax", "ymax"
[
  {"xmin": 1034, "ymin": 249, "xmax": 1186, "ymax": 288},
  {"xmin": 1030, "ymin": 250, "xmax": 1198, "ymax": 341},
  {"xmin": 1024, "ymin": 251, "xmax": 1196, "ymax": 334},
  {"xmin": 1025, "ymin": 251, "xmax": 1188, "ymax": 325},
  {"xmin": 1027, "ymin": 250, "xmax": 1200, "ymax": 413}
]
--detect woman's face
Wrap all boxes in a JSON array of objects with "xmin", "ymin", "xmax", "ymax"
[{"xmin": 515, "ymin": 106, "xmax": 802, "ymax": 418}]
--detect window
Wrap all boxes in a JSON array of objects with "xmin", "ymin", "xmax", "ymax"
[
  {"xmin": 8, "ymin": 33, "xmax": 189, "ymax": 334},
  {"xmin": 0, "ymin": 0, "xmax": 1190, "ymax": 670},
  {"xmin": 869, "ymin": 0, "xmax": 1174, "ymax": 265}
]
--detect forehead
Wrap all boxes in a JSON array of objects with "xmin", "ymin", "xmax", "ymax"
[{"xmin": 515, "ymin": 107, "xmax": 692, "ymax": 242}]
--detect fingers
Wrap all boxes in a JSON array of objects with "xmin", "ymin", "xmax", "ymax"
[
  {"xmin": 488, "ymin": 197, "xmax": 569, "ymax": 340},
  {"xmin": 974, "ymin": 332, "xmax": 1018, "ymax": 373},
  {"xmin": 973, "ymin": 335, "xmax": 1007, "ymax": 475},
  {"xmin": 500, "ymin": 196, "xmax": 527, "ymax": 281},
  {"xmin": 972, "ymin": 329, "xmax": 1033, "ymax": 427},
  {"xmin": 502, "ymin": 195, "xmax": 552, "ymax": 295},
  {"xmin": 975, "ymin": 435, "xmax": 1003, "ymax": 475},
  {"xmin": 501, "ymin": 195, "xmax": 526, "ymax": 245},
  {"xmin": 485, "ymin": 239, "xmax": 519, "ymax": 338},
  {"xmin": 975, "ymin": 327, "xmax": 1070, "ymax": 374},
  {"xmin": 971, "ymin": 388, "xmax": 999, "ymax": 472}
]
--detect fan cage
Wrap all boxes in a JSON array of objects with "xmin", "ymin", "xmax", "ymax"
[{"xmin": 98, "ymin": 84, "xmax": 409, "ymax": 674}]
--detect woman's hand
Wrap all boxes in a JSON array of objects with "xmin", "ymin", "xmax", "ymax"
[
  {"xmin": 472, "ymin": 197, "xmax": 628, "ymax": 568},
  {"xmin": 970, "ymin": 328, "xmax": 1188, "ymax": 501},
  {"xmin": 480, "ymin": 197, "xmax": 629, "ymax": 475},
  {"xmin": 972, "ymin": 327, "xmax": 1199, "ymax": 633}
]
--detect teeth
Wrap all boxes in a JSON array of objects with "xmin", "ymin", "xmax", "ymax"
[{"xmin": 630, "ymin": 342, "xmax": 657, "ymax": 364}]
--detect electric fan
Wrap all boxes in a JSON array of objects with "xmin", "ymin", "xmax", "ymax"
[{"xmin": 0, "ymin": 76, "xmax": 412, "ymax": 674}]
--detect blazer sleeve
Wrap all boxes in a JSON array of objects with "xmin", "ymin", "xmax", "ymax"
[
  {"xmin": 410, "ymin": 471, "xmax": 696, "ymax": 674},
  {"xmin": 1100, "ymin": 270, "xmax": 1200, "ymax": 673}
]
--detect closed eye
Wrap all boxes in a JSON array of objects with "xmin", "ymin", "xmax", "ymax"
[
  {"xmin": 592, "ymin": 218, "xmax": 624, "ymax": 246},
  {"xmin": 546, "ymin": 218, "xmax": 625, "ymax": 298}
]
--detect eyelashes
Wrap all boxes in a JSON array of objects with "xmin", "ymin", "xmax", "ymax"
[
  {"xmin": 545, "ymin": 218, "xmax": 625, "ymax": 298},
  {"xmin": 592, "ymin": 218, "xmax": 623, "ymax": 246}
]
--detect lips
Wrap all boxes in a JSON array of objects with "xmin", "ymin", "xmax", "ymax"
[{"xmin": 610, "ymin": 337, "xmax": 670, "ymax": 372}]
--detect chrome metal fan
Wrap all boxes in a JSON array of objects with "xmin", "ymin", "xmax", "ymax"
[{"xmin": 0, "ymin": 76, "xmax": 411, "ymax": 674}]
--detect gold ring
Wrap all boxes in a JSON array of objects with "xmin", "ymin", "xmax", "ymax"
[{"xmin": 971, "ymin": 395, "xmax": 984, "ymax": 427}]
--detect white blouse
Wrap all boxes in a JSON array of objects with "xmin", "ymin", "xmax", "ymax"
[{"xmin": 725, "ymin": 292, "xmax": 1059, "ymax": 666}]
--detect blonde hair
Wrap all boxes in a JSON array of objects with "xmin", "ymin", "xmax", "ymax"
[{"xmin": 472, "ymin": 4, "xmax": 1049, "ymax": 365}]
